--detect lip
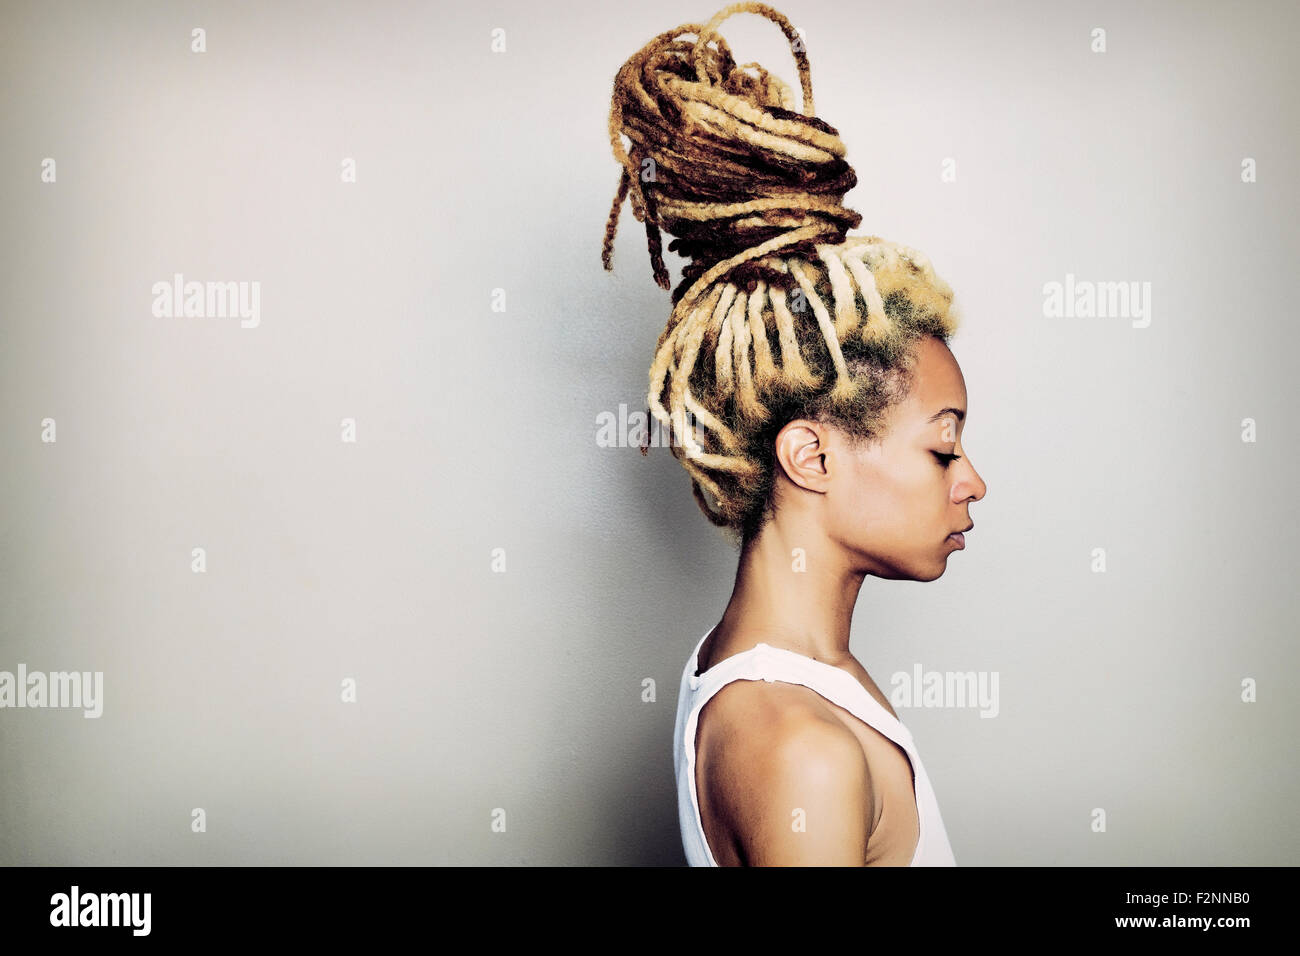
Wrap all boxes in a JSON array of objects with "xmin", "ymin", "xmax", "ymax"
[{"xmin": 946, "ymin": 523, "xmax": 972, "ymax": 549}]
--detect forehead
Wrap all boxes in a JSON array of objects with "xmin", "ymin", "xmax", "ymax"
[{"xmin": 900, "ymin": 337, "xmax": 966, "ymax": 424}]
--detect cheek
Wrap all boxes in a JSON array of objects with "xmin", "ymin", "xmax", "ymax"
[
  {"xmin": 836, "ymin": 461, "xmax": 910, "ymax": 531},
  {"xmin": 839, "ymin": 460, "xmax": 945, "ymax": 540}
]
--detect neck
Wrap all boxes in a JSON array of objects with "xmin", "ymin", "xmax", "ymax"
[{"xmin": 717, "ymin": 516, "xmax": 867, "ymax": 666}]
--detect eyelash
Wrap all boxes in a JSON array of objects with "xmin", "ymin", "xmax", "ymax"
[{"xmin": 932, "ymin": 451, "xmax": 962, "ymax": 468}]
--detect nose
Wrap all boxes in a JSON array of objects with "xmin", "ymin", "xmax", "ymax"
[{"xmin": 956, "ymin": 456, "xmax": 987, "ymax": 503}]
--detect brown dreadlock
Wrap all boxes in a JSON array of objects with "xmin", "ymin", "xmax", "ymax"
[{"xmin": 602, "ymin": 1, "xmax": 961, "ymax": 545}]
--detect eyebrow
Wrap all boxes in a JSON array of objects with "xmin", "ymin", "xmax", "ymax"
[{"xmin": 928, "ymin": 406, "xmax": 966, "ymax": 423}]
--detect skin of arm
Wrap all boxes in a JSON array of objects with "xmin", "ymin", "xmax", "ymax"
[{"xmin": 706, "ymin": 694, "xmax": 873, "ymax": 866}]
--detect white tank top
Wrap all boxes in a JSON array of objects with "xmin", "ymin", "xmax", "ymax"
[{"xmin": 674, "ymin": 625, "xmax": 957, "ymax": 866}]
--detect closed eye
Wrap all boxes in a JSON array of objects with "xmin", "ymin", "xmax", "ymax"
[{"xmin": 932, "ymin": 451, "xmax": 962, "ymax": 468}]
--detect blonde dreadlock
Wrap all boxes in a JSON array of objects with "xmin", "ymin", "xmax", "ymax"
[{"xmin": 602, "ymin": 1, "xmax": 961, "ymax": 543}]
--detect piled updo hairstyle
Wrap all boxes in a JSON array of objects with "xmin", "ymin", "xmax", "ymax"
[{"xmin": 602, "ymin": 1, "xmax": 961, "ymax": 547}]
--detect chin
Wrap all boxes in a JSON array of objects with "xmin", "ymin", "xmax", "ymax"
[
  {"xmin": 915, "ymin": 563, "xmax": 947, "ymax": 583},
  {"xmin": 871, "ymin": 558, "xmax": 947, "ymax": 582},
  {"xmin": 909, "ymin": 553, "xmax": 951, "ymax": 582}
]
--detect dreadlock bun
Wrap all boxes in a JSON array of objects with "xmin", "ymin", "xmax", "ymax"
[
  {"xmin": 602, "ymin": 1, "xmax": 861, "ymax": 302},
  {"xmin": 602, "ymin": 2, "xmax": 961, "ymax": 541}
]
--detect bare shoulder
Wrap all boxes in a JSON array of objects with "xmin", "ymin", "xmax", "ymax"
[{"xmin": 698, "ymin": 679, "xmax": 873, "ymax": 865}]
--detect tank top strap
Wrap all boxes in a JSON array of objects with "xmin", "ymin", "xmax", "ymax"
[{"xmin": 689, "ymin": 640, "xmax": 916, "ymax": 758}]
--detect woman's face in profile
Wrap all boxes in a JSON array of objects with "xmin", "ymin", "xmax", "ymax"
[{"xmin": 828, "ymin": 336, "xmax": 987, "ymax": 581}]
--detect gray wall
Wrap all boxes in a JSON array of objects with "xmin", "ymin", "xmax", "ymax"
[{"xmin": 1, "ymin": 0, "xmax": 1295, "ymax": 865}]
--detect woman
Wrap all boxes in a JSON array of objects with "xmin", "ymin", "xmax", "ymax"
[{"xmin": 603, "ymin": 2, "xmax": 987, "ymax": 865}]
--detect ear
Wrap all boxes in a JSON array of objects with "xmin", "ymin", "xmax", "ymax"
[{"xmin": 774, "ymin": 419, "xmax": 833, "ymax": 495}]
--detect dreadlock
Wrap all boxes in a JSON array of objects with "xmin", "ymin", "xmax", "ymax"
[{"xmin": 602, "ymin": 1, "xmax": 961, "ymax": 546}]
